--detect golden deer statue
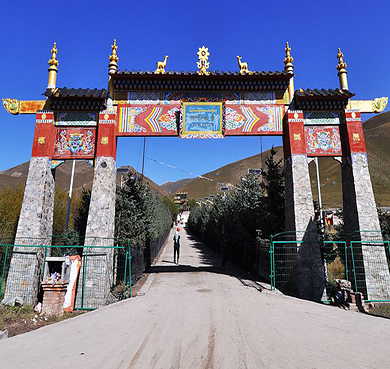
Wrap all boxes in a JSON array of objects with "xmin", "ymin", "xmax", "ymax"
[
  {"xmin": 155, "ymin": 55, "xmax": 169, "ymax": 74},
  {"xmin": 236, "ymin": 55, "xmax": 253, "ymax": 75}
]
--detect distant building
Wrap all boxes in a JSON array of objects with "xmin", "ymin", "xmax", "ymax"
[{"xmin": 174, "ymin": 191, "xmax": 188, "ymax": 210}]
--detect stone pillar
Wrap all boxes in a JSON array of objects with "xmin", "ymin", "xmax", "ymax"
[
  {"xmin": 283, "ymin": 110, "xmax": 324, "ymax": 301},
  {"xmin": 341, "ymin": 110, "xmax": 390, "ymax": 299},
  {"xmin": 3, "ymin": 111, "xmax": 55, "ymax": 306},
  {"xmin": 76, "ymin": 111, "xmax": 117, "ymax": 308}
]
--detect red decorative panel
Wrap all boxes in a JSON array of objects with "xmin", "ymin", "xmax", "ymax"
[
  {"xmin": 305, "ymin": 126, "xmax": 342, "ymax": 156},
  {"xmin": 344, "ymin": 110, "xmax": 366, "ymax": 154},
  {"xmin": 53, "ymin": 128, "xmax": 96, "ymax": 159},
  {"xmin": 32, "ymin": 111, "xmax": 55, "ymax": 157},
  {"xmin": 117, "ymin": 104, "xmax": 180, "ymax": 136},
  {"xmin": 224, "ymin": 105, "xmax": 284, "ymax": 135},
  {"xmin": 96, "ymin": 123, "xmax": 116, "ymax": 158}
]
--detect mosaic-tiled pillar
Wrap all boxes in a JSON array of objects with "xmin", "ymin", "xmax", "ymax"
[
  {"xmin": 341, "ymin": 110, "xmax": 390, "ymax": 299},
  {"xmin": 283, "ymin": 110, "xmax": 324, "ymax": 301},
  {"xmin": 4, "ymin": 111, "xmax": 55, "ymax": 306},
  {"xmin": 76, "ymin": 111, "xmax": 117, "ymax": 308}
]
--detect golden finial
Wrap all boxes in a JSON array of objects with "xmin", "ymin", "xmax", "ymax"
[
  {"xmin": 236, "ymin": 56, "xmax": 253, "ymax": 75},
  {"xmin": 336, "ymin": 47, "xmax": 348, "ymax": 90},
  {"xmin": 109, "ymin": 39, "xmax": 119, "ymax": 74},
  {"xmin": 155, "ymin": 55, "xmax": 169, "ymax": 74},
  {"xmin": 48, "ymin": 42, "xmax": 59, "ymax": 68},
  {"xmin": 47, "ymin": 42, "xmax": 59, "ymax": 90},
  {"xmin": 197, "ymin": 46, "xmax": 210, "ymax": 75},
  {"xmin": 284, "ymin": 42, "xmax": 294, "ymax": 74},
  {"xmin": 336, "ymin": 48, "xmax": 347, "ymax": 71}
]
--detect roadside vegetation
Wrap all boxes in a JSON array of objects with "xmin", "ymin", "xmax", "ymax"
[{"xmin": 188, "ymin": 148, "xmax": 285, "ymax": 274}]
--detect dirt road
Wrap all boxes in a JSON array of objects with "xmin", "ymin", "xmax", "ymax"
[{"xmin": 1, "ymin": 226, "xmax": 389, "ymax": 368}]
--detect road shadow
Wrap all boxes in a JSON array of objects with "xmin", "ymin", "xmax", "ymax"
[{"xmin": 146, "ymin": 228, "xmax": 270, "ymax": 293}]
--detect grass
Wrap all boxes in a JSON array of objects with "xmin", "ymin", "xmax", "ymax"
[
  {"xmin": 0, "ymin": 304, "xmax": 85, "ymax": 337},
  {"xmin": 367, "ymin": 303, "xmax": 390, "ymax": 319}
]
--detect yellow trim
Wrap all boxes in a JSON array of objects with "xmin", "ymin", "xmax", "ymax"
[{"xmin": 182, "ymin": 102, "xmax": 223, "ymax": 135}]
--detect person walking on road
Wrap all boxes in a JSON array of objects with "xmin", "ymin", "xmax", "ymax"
[{"xmin": 173, "ymin": 227, "xmax": 181, "ymax": 264}]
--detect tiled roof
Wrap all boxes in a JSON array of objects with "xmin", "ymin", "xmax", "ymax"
[
  {"xmin": 43, "ymin": 87, "xmax": 107, "ymax": 99},
  {"xmin": 112, "ymin": 70, "xmax": 292, "ymax": 92},
  {"xmin": 295, "ymin": 88, "xmax": 355, "ymax": 99},
  {"xmin": 294, "ymin": 88, "xmax": 355, "ymax": 110},
  {"xmin": 114, "ymin": 70, "xmax": 289, "ymax": 77},
  {"xmin": 43, "ymin": 87, "xmax": 107, "ymax": 111}
]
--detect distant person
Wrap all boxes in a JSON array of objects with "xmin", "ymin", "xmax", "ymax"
[{"xmin": 173, "ymin": 227, "xmax": 181, "ymax": 264}]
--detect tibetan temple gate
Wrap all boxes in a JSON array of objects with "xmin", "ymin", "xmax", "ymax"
[{"xmin": 2, "ymin": 41, "xmax": 390, "ymax": 306}]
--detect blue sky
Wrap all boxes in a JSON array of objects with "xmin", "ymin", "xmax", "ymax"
[{"xmin": 1, "ymin": 0, "xmax": 389, "ymax": 185}]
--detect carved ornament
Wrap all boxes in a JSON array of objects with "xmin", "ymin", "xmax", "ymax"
[
  {"xmin": 236, "ymin": 56, "xmax": 253, "ymax": 75},
  {"xmin": 38, "ymin": 137, "xmax": 46, "ymax": 144},
  {"xmin": 197, "ymin": 47, "xmax": 210, "ymax": 75},
  {"xmin": 101, "ymin": 136, "xmax": 109, "ymax": 145},
  {"xmin": 2, "ymin": 98, "xmax": 20, "ymax": 115},
  {"xmin": 155, "ymin": 55, "xmax": 169, "ymax": 74},
  {"xmin": 372, "ymin": 97, "xmax": 388, "ymax": 113}
]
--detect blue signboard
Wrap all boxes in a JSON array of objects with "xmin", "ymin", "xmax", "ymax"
[{"xmin": 182, "ymin": 102, "xmax": 223, "ymax": 136}]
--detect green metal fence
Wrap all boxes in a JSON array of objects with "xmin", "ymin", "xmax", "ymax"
[
  {"xmin": 348, "ymin": 230, "xmax": 390, "ymax": 302},
  {"xmin": 270, "ymin": 230, "xmax": 390, "ymax": 302},
  {"xmin": 0, "ymin": 239, "xmax": 132, "ymax": 309}
]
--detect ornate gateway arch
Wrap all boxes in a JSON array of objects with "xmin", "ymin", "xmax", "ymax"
[{"xmin": 3, "ymin": 41, "xmax": 389, "ymax": 305}]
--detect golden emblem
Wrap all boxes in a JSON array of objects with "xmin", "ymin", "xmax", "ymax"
[
  {"xmin": 2, "ymin": 98, "xmax": 20, "ymax": 115},
  {"xmin": 294, "ymin": 133, "xmax": 301, "ymax": 141},
  {"xmin": 155, "ymin": 55, "xmax": 169, "ymax": 74},
  {"xmin": 104, "ymin": 113, "xmax": 109, "ymax": 120},
  {"xmin": 101, "ymin": 136, "xmax": 109, "ymax": 145},
  {"xmin": 41, "ymin": 113, "xmax": 47, "ymax": 120},
  {"xmin": 236, "ymin": 56, "xmax": 253, "ymax": 75},
  {"xmin": 353, "ymin": 133, "xmax": 360, "ymax": 141},
  {"xmin": 38, "ymin": 137, "xmax": 46, "ymax": 144},
  {"xmin": 197, "ymin": 47, "xmax": 210, "ymax": 75}
]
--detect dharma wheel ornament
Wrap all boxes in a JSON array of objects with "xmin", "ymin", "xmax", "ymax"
[{"xmin": 197, "ymin": 46, "xmax": 210, "ymax": 75}]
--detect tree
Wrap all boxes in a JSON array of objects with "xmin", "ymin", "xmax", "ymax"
[
  {"xmin": 260, "ymin": 147, "xmax": 285, "ymax": 238},
  {"xmin": 115, "ymin": 177, "xmax": 172, "ymax": 247},
  {"xmin": 73, "ymin": 188, "xmax": 91, "ymax": 241},
  {"xmin": 162, "ymin": 196, "xmax": 179, "ymax": 222}
]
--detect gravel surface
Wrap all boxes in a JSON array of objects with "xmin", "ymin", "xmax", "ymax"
[{"xmin": 1, "ymin": 225, "xmax": 390, "ymax": 368}]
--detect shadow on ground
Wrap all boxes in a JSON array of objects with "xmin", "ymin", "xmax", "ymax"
[{"xmin": 146, "ymin": 228, "xmax": 269, "ymax": 292}]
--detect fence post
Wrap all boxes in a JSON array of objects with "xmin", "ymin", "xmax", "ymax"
[
  {"xmin": 123, "ymin": 250, "xmax": 128, "ymax": 300},
  {"xmin": 0, "ymin": 245, "xmax": 9, "ymax": 299},
  {"xmin": 81, "ymin": 247, "xmax": 89, "ymax": 309},
  {"xmin": 270, "ymin": 235, "xmax": 274, "ymax": 290},
  {"xmin": 349, "ymin": 242, "xmax": 358, "ymax": 293}
]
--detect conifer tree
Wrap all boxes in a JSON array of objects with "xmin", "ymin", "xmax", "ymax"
[{"xmin": 260, "ymin": 147, "xmax": 285, "ymax": 238}]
